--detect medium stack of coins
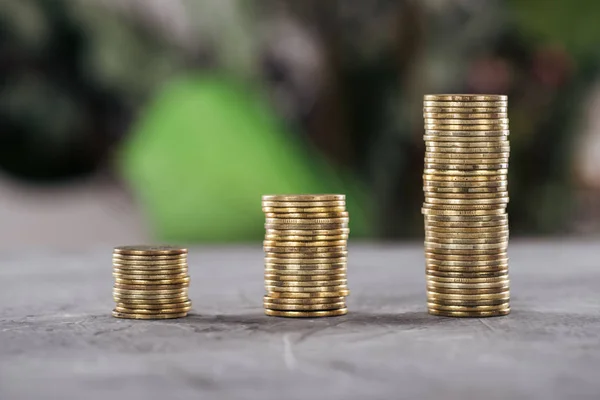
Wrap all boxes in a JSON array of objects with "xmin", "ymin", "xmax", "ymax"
[
  {"xmin": 112, "ymin": 245, "xmax": 192, "ymax": 319},
  {"xmin": 422, "ymin": 94, "xmax": 510, "ymax": 317},
  {"xmin": 262, "ymin": 194, "xmax": 350, "ymax": 317}
]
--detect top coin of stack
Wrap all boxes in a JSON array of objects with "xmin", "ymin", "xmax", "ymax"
[
  {"xmin": 112, "ymin": 245, "xmax": 192, "ymax": 319},
  {"xmin": 422, "ymin": 94, "xmax": 510, "ymax": 317},
  {"xmin": 262, "ymin": 194, "xmax": 350, "ymax": 317}
]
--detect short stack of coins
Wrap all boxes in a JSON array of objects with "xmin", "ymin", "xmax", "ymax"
[
  {"xmin": 422, "ymin": 94, "xmax": 510, "ymax": 317},
  {"xmin": 262, "ymin": 194, "xmax": 350, "ymax": 317},
  {"xmin": 112, "ymin": 245, "xmax": 192, "ymax": 319}
]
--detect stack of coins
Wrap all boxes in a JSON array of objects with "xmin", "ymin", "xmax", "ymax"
[
  {"xmin": 422, "ymin": 94, "xmax": 510, "ymax": 317},
  {"xmin": 262, "ymin": 194, "xmax": 350, "ymax": 317},
  {"xmin": 111, "ymin": 245, "xmax": 192, "ymax": 319}
]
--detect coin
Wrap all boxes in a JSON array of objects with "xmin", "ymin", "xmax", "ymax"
[
  {"xmin": 265, "ymin": 234, "xmax": 349, "ymax": 242},
  {"xmin": 425, "ymin": 117, "xmax": 509, "ymax": 125},
  {"xmin": 266, "ymin": 228, "xmax": 350, "ymax": 236},
  {"xmin": 112, "ymin": 310, "xmax": 188, "ymax": 319},
  {"xmin": 424, "ymin": 180, "xmax": 508, "ymax": 188},
  {"xmin": 262, "ymin": 194, "xmax": 345, "ymax": 202},
  {"xmin": 112, "ymin": 260, "xmax": 188, "ymax": 268},
  {"xmin": 113, "ymin": 283, "xmax": 189, "ymax": 290},
  {"xmin": 426, "ymin": 275, "xmax": 509, "ymax": 283},
  {"xmin": 114, "ymin": 305, "xmax": 192, "ymax": 314},
  {"xmin": 112, "ymin": 273, "xmax": 189, "ymax": 281},
  {"xmin": 425, "ymin": 252, "xmax": 507, "ymax": 262},
  {"xmin": 113, "ymin": 287, "xmax": 188, "ymax": 295},
  {"xmin": 265, "ymin": 262, "xmax": 346, "ymax": 269},
  {"xmin": 423, "ymin": 101, "xmax": 507, "ymax": 107},
  {"xmin": 423, "ymin": 203, "xmax": 507, "ymax": 210},
  {"xmin": 424, "ymin": 151, "xmax": 511, "ymax": 159},
  {"xmin": 424, "ymin": 164, "xmax": 509, "ymax": 171},
  {"xmin": 264, "ymin": 246, "xmax": 347, "ymax": 254},
  {"xmin": 262, "ymin": 206, "xmax": 347, "ymax": 213},
  {"xmin": 424, "ymin": 134, "xmax": 509, "ymax": 142},
  {"xmin": 267, "ymin": 289, "xmax": 350, "ymax": 298},
  {"xmin": 424, "ymin": 199, "xmax": 508, "ymax": 207},
  {"xmin": 423, "ymin": 112, "xmax": 508, "ymax": 119},
  {"xmin": 426, "ymin": 231, "xmax": 508, "ymax": 240},
  {"xmin": 264, "ymin": 296, "xmax": 346, "ymax": 304},
  {"xmin": 424, "ymin": 156, "xmax": 509, "ymax": 164},
  {"xmin": 264, "ymin": 302, "xmax": 346, "ymax": 311},
  {"xmin": 112, "ymin": 268, "xmax": 188, "ymax": 276},
  {"xmin": 264, "ymin": 223, "xmax": 349, "ymax": 230},
  {"xmin": 424, "ymin": 94, "xmax": 507, "ymax": 101},
  {"xmin": 426, "ymin": 280, "xmax": 509, "ymax": 289},
  {"xmin": 264, "ymin": 257, "xmax": 347, "ymax": 265},
  {"xmin": 427, "ymin": 291, "xmax": 510, "ymax": 300},
  {"xmin": 425, "ymin": 213, "xmax": 507, "ymax": 222},
  {"xmin": 427, "ymin": 302, "xmax": 509, "ymax": 311},
  {"xmin": 424, "ymin": 124, "xmax": 509, "ymax": 131},
  {"xmin": 265, "ymin": 279, "xmax": 347, "ymax": 287},
  {"xmin": 265, "ymin": 284, "xmax": 349, "ymax": 293},
  {"xmin": 265, "ymin": 252, "xmax": 348, "ymax": 259},
  {"xmin": 114, "ymin": 277, "xmax": 190, "ymax": 286},
  {"xmin": 423, "ymin": 107, "xmax": 507, "ymax": 113},
  {"xmin": 113, "ymin": 296, "xmax": 189, "ymax": 304},
  {"xmin": 264, "ymin": 308, "xmax": 348, "ymax": 317},
  {"xmin": 426, "ymin": 269, "xmax": 509, "ymax": 277},
  {"xmin": 424, "ymin": 191, "xmax": 508, "ymax": 199},
  {"xmin": 422, "ymin": 208, "xmax": 506, "ymax": 216},
  {"xmin": 115, "ymin": 300, "xmax": 192, "ymax": 309},
  {"xmin": 264, "ymin": 273, "xmax": 347, "ymax": 281},
  {"xmin": 427, "ymin": 308, "xmax": 510, "ymax": 317},
  {"xmin": 425, "ymin": 236, "xmax": 508, "ymax": 245},
  {"xmin": 265, "ymin": 267, "xmax": 347, "ymax": 276},
  {"xmin": 113, "ymin": 245, "xmax": 187, "ymax": 256},
  {"xmin": 423, "ymin": 174, "xmax": 507, "ymax": 182},
  {"xmin": 262, "ymin": 200, "xmax": 346, "ymax": 208},
  {"xmin": 423, "ymin": 170, "xmax": 508, "ymax": 177},
  {"xmin": 113, "ymin": 291, "xmax": 188, "ymax": 300},
  {"xmin": 263, "ymin": 240, "xmax": 347, "ymax": 248},
  {"xmin": 265, "ymin": 217, "xmax": 350, "ymax": 225}
]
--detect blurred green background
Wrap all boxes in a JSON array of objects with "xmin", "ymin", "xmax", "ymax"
[{"xmin": 1, "ymin": 0, "xmax": 599, "ymax": 245}]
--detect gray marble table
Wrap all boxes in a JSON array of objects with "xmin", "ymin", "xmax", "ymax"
[{"xmin": 1, "ymin": 240, "xmax": 599, "ymax": 400}]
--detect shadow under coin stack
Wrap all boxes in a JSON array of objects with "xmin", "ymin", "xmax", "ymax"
[
  {"xmin": 422, "ymin": 94, "xmax": 510, "ymax": 317},
  {"xmin": 262, "ymin": 194, "xmax": 350, "ymax": 317},
  {"xmin": 112, "ymin": 246, "xmax": 192, "ymax": 319}
]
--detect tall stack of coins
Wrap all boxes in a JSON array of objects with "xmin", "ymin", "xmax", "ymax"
[
  {"xmin": 422, "ymin": 94, "xmax": 510, "ymax": 317},
  {"xmin": 262, "ymin": 194, "xmax": 349, "ymax": 317},
  {"xmin": 112, "ymin": 245, "xmax": 192, "ymax": 319}
]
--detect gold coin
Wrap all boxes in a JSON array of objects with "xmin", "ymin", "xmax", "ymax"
[
  {"xmin": 423, "ymin": 174, "xmax": 506, "ymax": 182},
  {"xmin": 113, "ymin": 292, "xmax": 188, "ymax": 300},
  {"xmin": 115, "ymin": 300, "xmax": 191, "ymax": 309},
  {"xmin": 426, "ymin": 259, "xmax": 509, "ymax": 267},
  {"xmin": 426, "ymin": 287, "xmax": 509, "ymax": 295},
  {"xmin": 113, "ymin": 296, "xmax": 189, "ymax": 304},
  {"xmin": 264, "ymin": 308, "xmax": 348, "ymax": 317},
  {"xmin": 426, "ymin": 221, "xmax": 508, "ymax": 230},
  {"xmin": 263, "ymin": 240, "xmax": 347, "ymax": 248},
  {"xmin": 423, "ymin": 101, "xmax": 507, "ymax": 108},
  {"xmin": 265, "ymin": 279, "xmax": 347, "ymax": 287},
  {"xmin": 112, "ymin": 310, "xmax": 188, "ymax": 319},
  {"xmin": 427, "ymin": 302, "xmax": 509, "ymax": 311},
  {"xmin": 264, "ymin": 212, "xmax": 349, "ymax": 220},
  {"xmin": 264, "ymin": 296, "xmax": 346, "ymax": 304},
  {"xmin": 265, "ymin": 273, "xmax": 346, "ymax": 282},
  {"xmin": 424, "ymin": 151, "xmax": 511, "ymax": 159},
  {"xmin": 427, "ymin": 280, "xmax": 509, "ymax": 289},
  {"xmin": 426, "ymin": 275, "xmax": 508, "ymax": 283},
  {"xmin": 424, "ymin": 191, "xmax": 508, "ymax": 199},
  {"xmin": 113, "ymin": 245, "xmax": 187, "ymax": 256},
  {"xmin": 426, "ymin": 145, "xmax": 510, "ymax": 153},
  {"xmin": 265, "ymin": 252, "xmax": 348, "ymax": 259},
  {"xmin": 264, "ymin": 302, "xmax": 346, "ymax": 311},
  {"xmin": 265, "ymin": 267, "xmax": 346, "ymax": 276},
  {"xmin": 267, "ymin": 290, "xmax": 350, "ymax": 298},
  {"xmin": 425, "ymin": 240, "xmax": 507, "ymax": 250},
  {"xmin": 424, "ymin": 198, "xmax": 508, "ymax": 207},
  {"xmin": 426, "ymin": 249, "xmax": 507, "ymax": 257},
  {"xmin": 424, "ymin": 164, "xmax": 509, "ymax": 171},
  {"xmin": 112, "ymin": 254, "xmax": 187, "ymax": 261},
  {"xmin": 427, "ymin": 269, "xmax": 509, "ymax": 278},
  {"xmin": 423, "ymin": 106, "xmax": 507, "ymax": 113},
  {"xmin": 112, "ymin": 272, "xmax": 189, "ymax": 281},
  {"xmin": 426, "ymin": 225, "xmax": 509, "ymax": 234},
  {"xmin": 115, "ymin": 305, "xmax": 192, "ymax": 314},
  {"xmin": 266, "ymin": 228, "xmax": 350, "ymax": 236},
  {"xmin": 426, "ymin": 231, "xmax": 508, "ymax": 240},
  {"xmin": 424, "ymin": 134, "xmax": 509, "ymax": 142},
  {"xmin": 262, "ymin": 206, "xmax": 346, "ymax": 213},
  {"xmin": 424, "ymin": 156, "xmax": 509, "ymax": 165},
  {"xmin": 112, "ymin": 268, "xmax": 187, "ymax": 276},
  {"xmin": 265, "ymin": 262, "xmax": 346, "ymax": 270},
  {"xmin": 114, "ymin": 283, "xmax": 189, "ymax": 290},
  {"xmin": 424, "ymin": 188, "xmax": 508, "ymax": 196},
  {"xmin": 113, "ymin": 287, "xmax": 188, "ymax": 295},
  {"xmin": 427, "ymin": 291, "xmax": 509, "ymax": 300},
  {"xmin": 265, "ymin": 234, "xmax": 349, "ymax": 242},
  {"xmin": 425, "ymin": 235, "xmax": 508, "ymax": 245},
  {"xmin": 423, "ymin": 112, "xmax": 508, "ymax": 119},
  {"xmin": 422, "ymin": 208, "xmax": 506, "ymax": 216},
  {"xmin": 424, "ymin": 124, "xmax": 509, "ymax": 131},
  {"xmin": 264, "ymin": 246, "xmax": 347, "ymax": 254},
  {"xmin": 423, "ymin": 169, "xmax": 508, "ymax": 177},
  {"xmin": 262, "ymin": 194, "xmax": 345, "ymax": 202},
  {"xmin": 425, "ymin": 252, "xmax": 507, "ymax": 261},
  {"xmin": 262, "ymin": 200, "xmax": 346, "ymax": 208},
  {"xmin": 425, "ymin": 213, "xmax": 507, "ymax": 222},
  {"xmin": 424, "ymin": 180, "xmax": 508, "ymax": 188},
  {"xmin": 264, "ymin": 223, "xmax": 348, "ymax": 230},
  {"xmin": 265, "ymin": 217, "xmax": 349, "ymax": 225},
  {"xmin": 264, "ymin": 257, "xmax": 347, "ymax": 265},
  {"xmin": 423, "ymin": 203, "xmax": 507, "ymax": 210},
  {"xmin": 425, "ymin": 118, "xmax": 509, "ymax": 125},
  {"xmin": 112, "ymin": 260, "xmax": 188, "ymax": 268},
  {"xmin": 424, "ymin": 94, "xmax": 507, "ymax": 102},
  {"xmin": 428, "ymin": 308, "xmax": 509, "ymax": 317},
  {"xmin": 114, "ymin": 277, "xmax": 190, "ymax": 286},
  {"xmin": 266, "ymin": 284, "xmax": 349, "ymax": 293}
]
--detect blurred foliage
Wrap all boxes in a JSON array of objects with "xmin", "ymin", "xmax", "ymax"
[{"xmin": 0, "ymin": 0, "xmax": 598, "ymax": 238}]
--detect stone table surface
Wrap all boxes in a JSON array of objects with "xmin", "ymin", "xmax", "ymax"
[{"xmin": 1, "ymin": 240, "xmax": 599, "ymax": 400}]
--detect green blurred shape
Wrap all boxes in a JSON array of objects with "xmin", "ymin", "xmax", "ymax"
[{"xmin": 120, "ymin": 74, "xmax": 369, "ymax": 242}]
